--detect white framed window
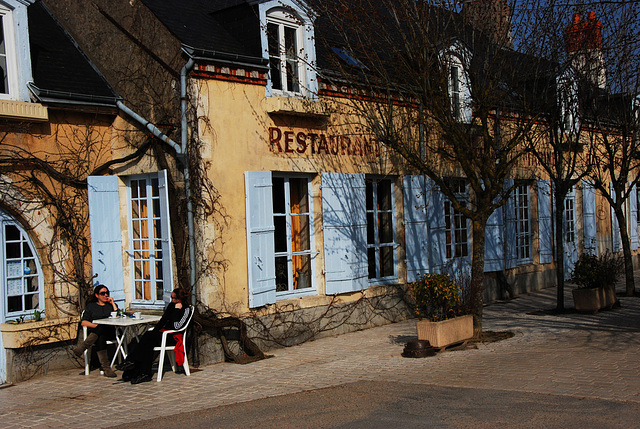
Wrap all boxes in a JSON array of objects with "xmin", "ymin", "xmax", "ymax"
[
  {"xmin": 444, "ymin": 179, "xmax": 469, "ymax": 259},
  {"xmin": 366, "ymin": 178, "xmax": 396, "ymax": 280},
  {"xmin": 273, "ymin": 175, "xmax": 315, "ymax": 296},
  {"xmin": 127, "ymin": 173, "xmax": 173, "ymax": 307},
  {"xmin": 0, "ymin": 5, "xmax": 18, "ymax": 99},
  {"xmin": 260, "ymin": 1, "xmax": 317, "ymax": 99},
  {"xmin": 267, "ymin": 14, "xmax": 301, "ymax": 94},
  {"xmin": 564, "ymin": 186, "xmax": 576, "ymax": 244},
  {"xmin": 442, "ymin": 42, "xmax": 472, "ymax": 123},
  {"xmin": 1, "ymin": 213, "xmax": 44, "ymax": 320},
  {"xmin": 514, "ymin": 183, "xmax": 532, "ymax": 261}
]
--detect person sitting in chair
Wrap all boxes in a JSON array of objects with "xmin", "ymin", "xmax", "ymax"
[
  {"xmin": 73, "ymin": 284, "xmax": 118, "ymax": 378},
  {"xmin": 118, "ymin": 288, "xmax": 192, "ymax": 384}
]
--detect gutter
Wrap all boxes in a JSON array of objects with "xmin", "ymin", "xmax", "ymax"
[{"xmin": 28, "ymin": 83, "xmax": 119, "ymax": 108}]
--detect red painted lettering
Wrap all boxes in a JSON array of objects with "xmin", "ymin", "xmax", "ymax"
[
  {"xmin": 269, "ymin": 127, "xmax": 282, "ymax": 152},
  {"xmin": 284, "ymin": 131, "xmax": 294, "ymax": 153},
  {"xmin": 296, "ymin": 132, "xmax": 307, "ymax": 154}
]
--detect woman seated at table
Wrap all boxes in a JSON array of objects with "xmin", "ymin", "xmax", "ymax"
[
  {"xmin": 73, "ymin": 284, "xmax": 119, "ymax": 377},
  {"xmin": 118, "ymin": 288, "xmax": 192, "ymax": 384}
]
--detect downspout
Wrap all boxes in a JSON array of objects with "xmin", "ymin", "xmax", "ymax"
[
  {"xmin": 117, "ymin": 56, "xmax": 197, "ymax": 307},
  {"xmin": 117, "ymin": 101, "xmax": 182, "ymax": 154},
  {"xmin": 181, "ymin": 57, "xmax": 197, "ymax": 306}
]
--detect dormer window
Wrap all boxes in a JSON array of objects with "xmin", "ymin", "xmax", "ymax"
[
  {"xmin": 0, "ymin": 5, "xmax": 18, "ymax": 99},
  {"xmin": 267, "ymin": 15, "xmax": 301, "ymax": 94},
  {"xmin": 557, "ymin": 69, "xmax": 580, "ymax": 134},
  {"xmin": 442, "ymin": 42, "xmax": 472, "ymax": 123},
  {"xmin": 260, "ymin": 1, "xmax": 317, "ymax": 99}
]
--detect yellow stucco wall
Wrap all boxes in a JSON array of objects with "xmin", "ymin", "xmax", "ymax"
[{"xmin": 195, "ymin": 78, "xmax": 407, "ymax": 315}]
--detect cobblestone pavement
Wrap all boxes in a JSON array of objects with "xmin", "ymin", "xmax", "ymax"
[{"xmin": 1, "ymin": 284, "xmax": 640, "ymax": 428}]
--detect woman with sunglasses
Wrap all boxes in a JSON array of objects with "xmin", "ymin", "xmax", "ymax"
[
  {"xmin": 73, "ymin": 284, "xmax": 119, "ymax": 377},
  {"xmin": 117, "ymin": 288, "xmax": 191, "ymax": 384}
]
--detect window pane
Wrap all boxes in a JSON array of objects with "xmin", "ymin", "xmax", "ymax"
[
  {"xmin": 7, "ymin": 278, "xmax": 21, "ymax": 295},
  {"xmin": 377, "ymin": 180, "xmax": 392, "ymax": 211},
  {"xmin": 275, "ymin": 256, "xmax": 288, "ymax": 292},
  {"xmin": 291, "ymin": 214, "xmax": 310, "ymax": 251},
  {"xmin": 25, "ymin": 293, "xmax": 37, "ymax": 311},
  {"xmin": 151, "ymin": 179, "xmax": 159, "ymax": 197},
  {"xmin": 22, "ymin": 242, "xmax": 33, "ymax": 258},
  {"xmin": 139, "ymin": 180, "xmax": 147, "ymax": 198},
  {"xmin": 379, "ymin": 246, "xmax": 394, "ymax": 277},
  {"xmin": 292, "ymin": 254, "xmax": 311, "ymax": 289},
  {"xmin": 284, "ymin": 26, "xmax": 299, "ymax": 92},
  {"xmin": 289, "ymin": 178, "xmax": 308, "ymax": 214},
  {"xmin": 5, "ymin": 224, "xmax": 19, "ymax": 241},
  {"xmin": 378, "ymin": 212, "xmax": 393, "ymax": 243},
  {"xmin": 272, "ymin": 177, "xmax": 285, "ymax": 214},
  {"xmin": 270, "ymin": 59, "xmax": 282, "ymax": 90},
  {"xmin": 6, "ymin": 242, "xmax": 19, "ymax": 258},
  {"xmin": 8, "ymin": 296, "xmax": 22, "ymax": 313},
  {"xmin": 366, "ymin": 181, "xmax": 373, "ymax": 210},
  {"xmin": 274, "ymin": 215, "xmax": 287, "ymax": 253},
  {"xmin": 267, "ymin": 23, "xmax": 279, "ymax": 57},
  {"xmin": 368, "ymin": 248, "xmax": 376, "ymax": 279},
  {"xmin": 366, "ymin": 212, "xmax": 375, "ymax": 244},
  {"xmin": 25, "ymin": 276, "xmax": 38, "ymax": 292}
]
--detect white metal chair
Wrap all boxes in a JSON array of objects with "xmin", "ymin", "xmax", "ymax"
[
  {"xmin": 153, "ymin": 306, "xmax": 194, "ymax": 381},
  {"xmin": 80, "ymin": 311, "xmax": 123, "ymax": 375}
]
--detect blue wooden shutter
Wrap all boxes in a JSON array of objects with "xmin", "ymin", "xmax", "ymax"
[
  {"xmin": 158, "ymin": 170, "xmax": 175, "ymax": 304},
  {"xmin": 426, "ymin": 179, "xmax": 447, "ymax": 273},
  {"xmin": 611, "ymin": 182, "xmax": 620, "ymax": 253},
  {"xmin": 322, "ymin": 173, "xmax": 368, "ymax": 294},
  {"xmin": 630, "ymin": 182, "xmax": 638, "ymax": 251},
  {"xmin": 582, "ymin": 180, "xmax": 597, "ymax": 255},
  {"xmin": 245, "ymin": 171, "xmax": 276, "ymax": 308},
  {"xmin": 403, "ymin": 175, "xmax": 429, "ymax": 283},
  {"xmin": 484, "ymin": 179, "xmax": 504, "ymax": 272},
  {"xmin": 537, "ymin": 180, "xmax": 553, "ymax": 264},
  {"xmin": 87, "ymin": 175, "xmax": 125, "ymax": 307}
]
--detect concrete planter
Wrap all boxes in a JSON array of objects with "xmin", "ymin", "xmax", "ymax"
[
  {"xmin": 572, "ymin": 287, "xmax": 603, "ymax": 313},
  {"xmin": 416, "ymin": 314, "xmax": 473, "ymax": 348},
  {"xmin": 602, "ymin": 284, "xmax": 618, "ymax": 309},
  {"xmin": 1, "ymin": 316, "xmax": 79, "ymax": 349}
]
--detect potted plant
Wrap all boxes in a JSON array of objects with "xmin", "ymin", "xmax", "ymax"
[
  {"xmin": 571, "ymin": 252, "xmax": 622, "ymax": 313},
  {"xmin": 407, "ymin": 273, "xmax": 473, "ymax": 348}
]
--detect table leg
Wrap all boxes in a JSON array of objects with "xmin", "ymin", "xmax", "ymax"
[{"xmin": 110, "ymin": 326, "xmax": 129, "ymax": 368}]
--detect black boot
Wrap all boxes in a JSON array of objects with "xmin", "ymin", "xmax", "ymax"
[
  {"xmin": 97, "ymin": 350, "xmax": 117, "ymax": 378},
  {"xmin": 72, "ymin": 332, "xmax": 98, "ymax": 357}
]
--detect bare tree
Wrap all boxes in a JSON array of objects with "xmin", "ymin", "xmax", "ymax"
[{"xmin": 310, "ymin": 0, "xmax": 545, "ymax": 327}]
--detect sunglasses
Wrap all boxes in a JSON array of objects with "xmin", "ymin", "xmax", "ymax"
[{"xmin": 98, "ymin": 291, "xmax": 110, "ymax": 296}]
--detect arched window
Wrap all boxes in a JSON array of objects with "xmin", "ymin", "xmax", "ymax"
[
  {"xmin": 260, "ymin": 1, "xmax": 317, "ymax": 99},
  {"xmin": 0, "ymin": 212, "xmax": 44, "ymax": 320}
]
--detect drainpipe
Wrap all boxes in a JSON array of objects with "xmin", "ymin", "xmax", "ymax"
[
  {"xmin": 117, "ymin": 55, "xmax": 197, "ymax": 307},
  {"xmin": 181, "ymin": 57, "xmax": 197, "ymax": 306},
  {"xmin": 117, "ymin": 101, "xmax": 182, "ymax": 154}
]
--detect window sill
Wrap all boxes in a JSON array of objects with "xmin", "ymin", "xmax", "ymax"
[
  {"xmin": 0, "ymin": 316, "xmax": 80, "ymax": 348},
  {"xmin": 264, "ymin": 96, "xmax": 329, "ymax": 118},
  {"xmin": 0, "ymin": 99, "xmax": 48, "ymax": 122}
]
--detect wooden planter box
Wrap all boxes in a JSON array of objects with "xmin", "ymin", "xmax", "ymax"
[
  {"xmin": 0, "ymin": 316, "xmax": 79, "ymax": 349},
  {"xmin": 572, "ymin": 287, "xmax": 603, "ymax": 313},
  {"xmin": 416, "ymin": 314, "xmax": 474, "ymax": 348}
]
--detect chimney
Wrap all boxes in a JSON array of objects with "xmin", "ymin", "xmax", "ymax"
[
  {"xmin": 565, "ymin": 11, "xmax": 606, "ymax": 89},
  {"xmin": 463, "ymin": 0, "xmax": 514, "ymax": 47}
]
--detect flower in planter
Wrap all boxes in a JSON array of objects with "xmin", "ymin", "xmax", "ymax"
[
  {"xmin": 408, "ymin": 273, "xmax": 466, "ymax": 321},
  {"xmin": 571, "ymin": 252, "xmax": 622, "ymax": 289}
]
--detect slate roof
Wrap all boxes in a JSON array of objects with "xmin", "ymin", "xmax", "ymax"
[
  {"xmin": 28, "ymin": 1, "xmax": 117, "ymax": 103},
  {"xmin": 141, "ymin": 0, "xmax": 262, "ymax": 60}
]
